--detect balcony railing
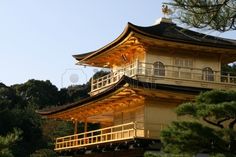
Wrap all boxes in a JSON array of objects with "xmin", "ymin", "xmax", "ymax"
[
  {"xmin": 91, "ymin": 62, "xmax": 136, "ymax": 92},
  {"xmin": 55, "ymin": 122, "xmax": 165, "ymax": 151},
  {"xmin": 91, "ymin": 61, "xmax": 236, "ymax": 94}
]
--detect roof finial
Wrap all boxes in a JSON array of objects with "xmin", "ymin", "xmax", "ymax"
[
  {"xmin": 162, "ymin": 4, "xmax": 173, "ymax": 18},
  {"xmin": 154, "ymin": 5, "xmax": 174, "ymax": 25}
]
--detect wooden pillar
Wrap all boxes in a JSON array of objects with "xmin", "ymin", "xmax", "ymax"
[
  {"xmin": 74, "ymin": 120, "xmax": 78, "ymax": 134},
  {"xmin": 84, "ymin": 118, "xmax": 88, "ymax": 133},
  {"xmin": 74, "ymin": 120, "xmax": 78, "ymax": 146},
  {"xmin": 91, "ymin": 76, "xmax": 94, "ymax": 91},
  {"xmin": 135, "ymin": 58, "xmax": 139, "ymax": 75},
  {"xmin": 84, "ymin": 118, "xmax": 88, "ymax": 144}
]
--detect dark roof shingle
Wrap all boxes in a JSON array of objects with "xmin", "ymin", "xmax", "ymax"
[{"xmin": 74, "ymin": 20, "xmax": 236, "ymax": 61}]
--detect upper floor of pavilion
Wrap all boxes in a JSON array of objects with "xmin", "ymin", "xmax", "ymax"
[{"xmin": 73, "ymin": 17, "xmax": 236, "ymax": 95}]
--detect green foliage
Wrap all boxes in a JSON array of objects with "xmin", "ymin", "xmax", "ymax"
[
  {"xmin": 176, "ymin": 90, "xmax": 236, "ymax": 129},
  {"xmin": 0, "ymin": 83, "xmax": 20, "ymax": 110},
  {"xmin": 92, "ymin": 70, "xmax": 110, "ymax": 80},
  {"xmin": 66, "ymin": 84, "xmax": 90, "ymax": 102},
  {"xmin": 210, "ymin": 154, "xmax": 233, "ymax": 157},
  {"xmin": 8, "ymin": 107, "xmax": 44, "ymax": 157},
  {"xmin": 144, "ymin": 152, "xmax": 194, "ymax": 157},
  {"xmin": 144, "ymin": 152, "xmax": 233, "ymax": 157},
  {"xmin": 144, "ymin": 152, "xmax": 160, "ymax": 157},
  {"xmin": 161, "ymin": 121, "xmax": 225, "ymax": 154},
  {"xmin": 0, "ymin": 70, "xmax": 108, "ymax": 156},
  {"xmin": 13, "ymin": 79, "xmax": 59, "ymax": 109},
  {"xmin": 57, "ymin": 88, "xmax": 71, "ymax": 105},
  {"xmin": 42, "ymin": 119, "xmax": 74, "ymax": 148},
  {"xmin": 0, "ymin": 129, "xmax": 22, "ymax": 157},
  {"xmin": 166, "ymin": 0, "xmax": 236, "ymax": 31},
  {"xmin": 161, "ymin": 90, "xmax": 236, "ymax": 155},
  {"xmin": 221, "ymin": 64, "xmax": 236, "ymax": 76},
  {"xmin": 30, "ymin": 149, "xmax": 57, "ymax": 157}
]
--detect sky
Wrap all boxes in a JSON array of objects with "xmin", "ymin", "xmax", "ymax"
[{"xmin": 0, "ymin": 0, "xmax": 235, "ymax": 89}]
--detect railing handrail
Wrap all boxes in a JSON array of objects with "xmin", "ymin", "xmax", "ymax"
[
  {"xmin": 55, "ymin": 121, "xmax": 166, "ymax": 150},
  {"xmin": 91, "ymin": 61, "xmax": 236, "ymax": 93},
  {"xmin": 56, "ymin": 121, "xmax": 165, "ymax": 140},
  {"xmin": 56, "ymin": 122, "xmax": 135, "ymax": 140},
  {"xmin": 138, "ymin": 61, "xmax": 221, "ymax": 73},
  {"xmin": 56, "ymin": 128, "xmax": 135, "ymax": 145}
]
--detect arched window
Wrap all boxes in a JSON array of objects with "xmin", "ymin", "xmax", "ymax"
[
  {"xmin": 202, "ymin": 67, "xmax": 214, "ymax": 81},
  {"xmin": 153, "ymin": 61, "xmax": 165, "ymax": 76}
]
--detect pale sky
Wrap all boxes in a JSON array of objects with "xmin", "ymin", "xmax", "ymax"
[{"xmin": 0, "ymin": 0, "xmax": 235, "ymax": 89}]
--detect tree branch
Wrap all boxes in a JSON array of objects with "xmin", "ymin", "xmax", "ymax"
[
  {"xmin": 167, "ymin": 0, "xmax": 229, "ymax": 9},
  {"xmin": 229, "ymin": 118, "xmax": 236, "ymax": 129},
  {"xmin": 217, "ymin": 117, "xmax": 230, "ymax": 125},
  {"xmin": 203, "ymin": 117, "xmax": 224, "ymax": 128},
  {"xmin": 166, "ymin": 0, "xmax": 236, "ymax": 31}
]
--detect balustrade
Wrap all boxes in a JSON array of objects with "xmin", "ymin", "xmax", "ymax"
[{"xmin": 91, "ymin": 62, "xmax": 236, "ymax": 93}]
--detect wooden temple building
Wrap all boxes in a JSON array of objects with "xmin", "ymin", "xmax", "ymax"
[{"xmin": 38, "ymin": 17, "xmax": 236, "ymax": 157}]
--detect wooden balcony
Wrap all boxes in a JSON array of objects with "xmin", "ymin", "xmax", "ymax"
[
  {"xmin": 55, "ymin": 122, "xmax": 165, "ymax": 151},
  {"xmin": 91, "ymin": 61, "xmax": 236, "ymax": 95}
]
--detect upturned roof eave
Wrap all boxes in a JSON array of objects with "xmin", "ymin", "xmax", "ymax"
[
  {"xmin": 73, "ymin": 22, "xmax": 236, "ymax": 64},
  {"xmin": 37, "ymin": 76, "xmax": 209, "ymax": 117},
  {"xmin": 36, "ymin": 76, "xmax": 129, "ymax": 116},
  {"xmin": 72, "ymin": 23, "xmax": 134, "ymax": 62},
  {"xmin": 128, "ymin": 22, "xmax": 236, "ymax": 50}
]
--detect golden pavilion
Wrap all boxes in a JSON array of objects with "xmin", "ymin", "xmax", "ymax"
[{"xmin": 38, "ymin": 17, "xmax": 236, "ymax": 157}]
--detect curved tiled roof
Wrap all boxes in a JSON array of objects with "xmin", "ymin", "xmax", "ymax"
[
  {"xmin": 129, "ymin": 22, "xmax": 236, "ymax": 47},
  {"xmin": 73, "ymin": 20, "xmax": 236, "ymax": 62},
  {"xmin": 37, "ymin": 76, "xmax": 209, "ymax": 116}
]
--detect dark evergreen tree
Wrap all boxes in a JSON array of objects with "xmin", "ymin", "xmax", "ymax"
[
  {"xmin": 0, "ymin": 70, "xmax": 110, "ymax": 156},
  {"xmin": 161, "ymin": 90, "xmax": 236, "ymax": 155},
  {"xmin": 0, "ymin": 129, "xmax": 22, "ymax": 157},
  {"xmin": 0, "ymin": 83, "xmax": 21, "ymax": 110},
  {"xmin": 166, "ymin": 0, "xmax": 236, "ymax": 31},
  {"xmin": 12, "ymin": 79, "xmax": 59, "ymax": 109},
  {"xmin": 221, "ymin": 63, "xmax": 236, "ymax": 76}
]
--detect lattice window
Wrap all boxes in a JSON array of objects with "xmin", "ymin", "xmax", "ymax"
[
  {"xmin": 174, "ymin": 58, "xmax": 193, "ymax": 68},
  {"xmin": 153, "ymin": 61, "xmax": 165, "ymax": 76},
  {"xmin": 202, "ymin": 67, "xmax": 214, "ymax": 81}
]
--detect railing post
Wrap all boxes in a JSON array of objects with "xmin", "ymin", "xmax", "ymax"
[
  {"xmin": 190, "ymin": 68, "xmax": 193, "ymax": 79},
  {"xmin": 134, "ymin": 122, "xmax": 137, "ymax": 137},
  {"xmin": 135, "ymin": 59, "xmax": 139, "ymax": 76},
  {"xmin": 122, "ymin": 125, "xmax": 124, "ymax": 138},
  {"xmin": 73, "ymin": 120, "xmax": 78, "ymax": 146},
  {"xmin": 55, "ymin": 138, "xmax": 58, "ymax": 149},
  {"xmin": 228, "ymin": 73, "xmax": 230, "ymax": 83},
  {"xmin": 91, "ymin": 76, "xmax": 94, "ymax": 91},
  {"xmin": 101, "ymin": 130, "xmax": 103, "ymax": 141},
  {"xmin": 178, "ymin": 67, "xmax": 181, "ymax": 78},
  {"xmin": 84, "ymin": 119, "xmax": 88, "ymax": 144},
  {"xmin": 62, "ymin": 138, "xmax": 65, "ymax": 148}
]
